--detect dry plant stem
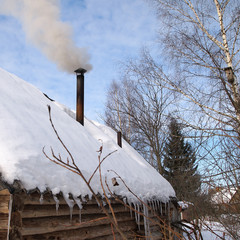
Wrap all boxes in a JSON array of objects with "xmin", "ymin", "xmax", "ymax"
[
  {"xmin": 47, "ymin": 105, "xmax": 82, "ymax": 174},
  {"xmin": 192, "ymin": 208, "xmax": 224, "ymax": 240},
  {"xmin": 88, "ymin": 149, "xmax": 117, "ymax": 184},
  {"xmin": 174, "ymin": 224, "xmax": 193, "ymax": 240},
  {"xmin": 97, "ymin": 150, "xmax": 118, "ymax": 226},
  {"xmin": 199, "ymin": 220, "xmax": 226, "ymax": 240},
  {"xmin": 44, "ymin": 105, "xmax": 128, "ymax": 240},
  {"xmin": 110, "ymin": 223, "xmax": 116, "ymax": 240}
]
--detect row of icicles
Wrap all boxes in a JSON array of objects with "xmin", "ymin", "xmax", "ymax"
[{"xmin": 39, "ymin": 194, "xmax": 171, "ymax": 239}]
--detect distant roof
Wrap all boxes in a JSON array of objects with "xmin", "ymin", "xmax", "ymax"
[
  {"xmin": 0, "ymin": 68, "xmax": 175, "ymax": 203},
  {"xmin": 211, "ymin": 187, "xmax": 237, "ymax": 204}
]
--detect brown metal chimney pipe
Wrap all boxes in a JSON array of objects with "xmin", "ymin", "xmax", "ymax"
[
  {"xmin": 117, "ymin": 131, "xmax": 122, "ymax": 148},
  {"xmin": 75, "ymin": 68, "xmax": 87, "ymax": 125}
]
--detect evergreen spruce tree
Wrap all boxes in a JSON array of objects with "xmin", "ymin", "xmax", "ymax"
[{"xmin": 163, "ymin": 118, "xmax": 201, "ymax": 202}]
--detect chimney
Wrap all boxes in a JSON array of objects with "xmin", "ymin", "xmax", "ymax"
[
  {"xmin": 224, "ymin": 66, "xmax": 234, "ymax": 84},
  {"xmin": 75, "ymin": 68, "xmax": 87, "ymax": 125},
  {"xmin": 117, "ymin": 131, "xmax": 122, "ymax": 148}
]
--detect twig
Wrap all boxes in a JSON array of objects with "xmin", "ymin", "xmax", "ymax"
[
  {"xmin": 111, "ymin": 223, "xmax": 116, "ymax": 240},
  {"xmin": 88, "ymin": 149, "xmax": 117, "ymax": 184}
]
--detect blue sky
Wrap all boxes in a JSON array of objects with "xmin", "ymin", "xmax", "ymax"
[{"xmin": 0, "ymin": 0, "xmax": 158, "ymax": 121}]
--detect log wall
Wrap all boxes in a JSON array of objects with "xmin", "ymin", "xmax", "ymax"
[
  {"xmin": 0, "ymin": 188, "xmax": 179, "ymax": 239},
  {"xmin": 9, "ymin": 191, "xmax": 138, "ymax": 240},
  {"xmin": 0, "ymin": 189, "xmax": 10, "ymax": 239}
]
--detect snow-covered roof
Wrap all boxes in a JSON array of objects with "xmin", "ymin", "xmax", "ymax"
[
  {"xmin": 211, "ymin": 187, "xmax": 237, "ymax": 204},
  {"xmin": 0, "ymin": 67, "xmax": 175, "ymax": 203},
  {"xmin": 178, "ymin": 201, "xmax": 192, "ymax": 210}
]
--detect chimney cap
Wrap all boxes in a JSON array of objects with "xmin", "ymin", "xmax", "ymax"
[{"xmin": 75, "ymin": 68, "xmax": 87, "ymax": 75}]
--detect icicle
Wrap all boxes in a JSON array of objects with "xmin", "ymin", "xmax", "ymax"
[
  {"xmin": 156, "ymin": 200, "xmax": 159, "ymax": 212},
  {"xmin": 53, "ymin": 195, "xmax": 60, "ymax": 215},
  {"xmin": 88, "ymin": 194, "xmax": 93, "ymax": 200},
  {"xmin": 143, "ymin": 203, "xmax": 150, "ymax": 240},
  {"xmin": 150, "ymin": 200, "xmax": 154, "ymax": 214},
  {"xmin": 69, "ymin": 204, "xmax": 73, "ymax": 222},
  {"xmin": 137, "ymin": 204, "xmax": 141, "ymax": 231},
  {"xmin": 64, "ymin": 196, "xmax": 75, "ymax": 222},
  {"xmin": 128, "ymin": 199, "xmax": 133, "ymax": 218},
  {"xmin": 154, "ymin": 200, "xmax": 158, "ymax": 212},
  {"xmin": 79, "ymin": 209, "xmax": 82, "ymax": 223},
  {"xmin": 74, "ymin": 197, "xmax": 83, "ymax": 223},
  {"xmin": 143, "ymin": 205, "xmax": 147, "ymax": 235},
  {"xmin": 133, "ymin": 203, "xmax": 138, "ymax": 223},
  {"xmin": 152, "ymin": 200, "xmax": 156, "ymax": 213},
  {"xmin": 74, "ymin": 198, "xmax": 83, "ymax": 210},
  {"xmin": 81, "ymin": 196, "xmax": 86, "ymax": 202},
  {"xmin": 123, "ymin": 197, "xmax": 127, "ymax": 210},
  {"xmin": 168, "ymin": 201, "xmax": 170, "ymax": 222},
  {"xmin": 39, "ymin": 194, "xmax": 44, "ymax": 204},
  {"xmin": 160, "ymin": 202, "xmax": 162, "ymax": 215}
]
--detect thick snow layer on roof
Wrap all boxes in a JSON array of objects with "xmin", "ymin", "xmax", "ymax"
[{"xmin": 0, "ymin": 68, "xmax": 175, "ymax": 203}]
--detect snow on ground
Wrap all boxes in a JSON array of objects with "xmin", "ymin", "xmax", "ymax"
[
  {"xmin": 201, "ymin": 222, "xmax": 233, "ymax": 240},
  {"xmin": 211, "ymin": 187, "xmax": 237, "ymax": 204},
  {"xmin": 0, "ymin": 67, "xmax": 175, "ymax": 203},
  {"xmin": 184, "ymin": 221, "xmax": 234, "ymax": 240}
]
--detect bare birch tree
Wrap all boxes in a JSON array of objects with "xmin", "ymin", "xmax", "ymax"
[
  {"xmin": 104, "ymin": 70, "xmax": 175, "ymax": 174},
  {"xmin": 145, "ymin": 0, "xmax": 240, "ymax": 238},
  {"xmin": 106, "ymin": 0, "xmax": 240, "ymax": 237},
  {"xmin": 149, "ymin": 0, "xmax": 240, "ymax": 134}
]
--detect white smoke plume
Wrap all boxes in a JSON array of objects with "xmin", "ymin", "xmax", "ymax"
[{"xmin": 0, "ymin": 0, "xmax": 92, "ymax": 73}]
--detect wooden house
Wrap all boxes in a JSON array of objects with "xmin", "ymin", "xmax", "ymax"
[
  {"xmin": 211, "ymin": 186, "xmax": 240, "ymax": 213},
  {"xmin": 0, "ymin": 183, "xmax": 181, "ymax": 239},
  {"xmin": 0, "ymin": 68, "xmax": 180, "ymax": 239}
]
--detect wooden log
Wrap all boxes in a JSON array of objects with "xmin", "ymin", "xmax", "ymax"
[
  {"xmin": 0, "ymin": 189, "xmax": 10, "ymax": 196},
  {"xmin": 12, "ymin": 193, "xmax": 26, "ymax": 212},
  {"xmin": 0, "ymin": 213, "xmax": 9, "ymax": 220},
  {"xmin": 22, "ymin": 203, "xmax": 127, "ymax": 219},
  {"xmin": 22, "ymin": 212, "xmax": 134, "ymax": 232},
  {"xmin": 22, "ymin": 220, "xmax": 137, "ymax": 240},
  {"xmin": 9, "ymin": 192, "xmax": 25, "ymax": 240},
  {"xmin": 0, "ymin": 231, "xmax": 7, "ymax": 240},
  {"xmin": 0, "ymin": 219, "xmax": 8, "ymax": 230},
  {"xmin": 0, "ymin": 202, "xmax": 9, "ymax": 214},
  {"xmin": 9, "ymin": 226, "xmax": 22, "ymax": 240},
  {"xmin": 88, "ymin": 231, "xmax": 137, "ymax": 240},
  {"xmin": 0, "ymin": 190, "xmax": 10, "ymax": 232},
  {"xmin": 0, "ymin": 195, "xmax": 10, "ymax": 202},
  {"xmin": 11, "ymin": 212, "xmax": 22, "ymax": 228},
  {"xmin": 22, "ymin": 220, "xmax": 136, "ymax": 237},
  {"xmin": 10, "ymin": 191, "xmax": 173, "ymax": 239}
]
